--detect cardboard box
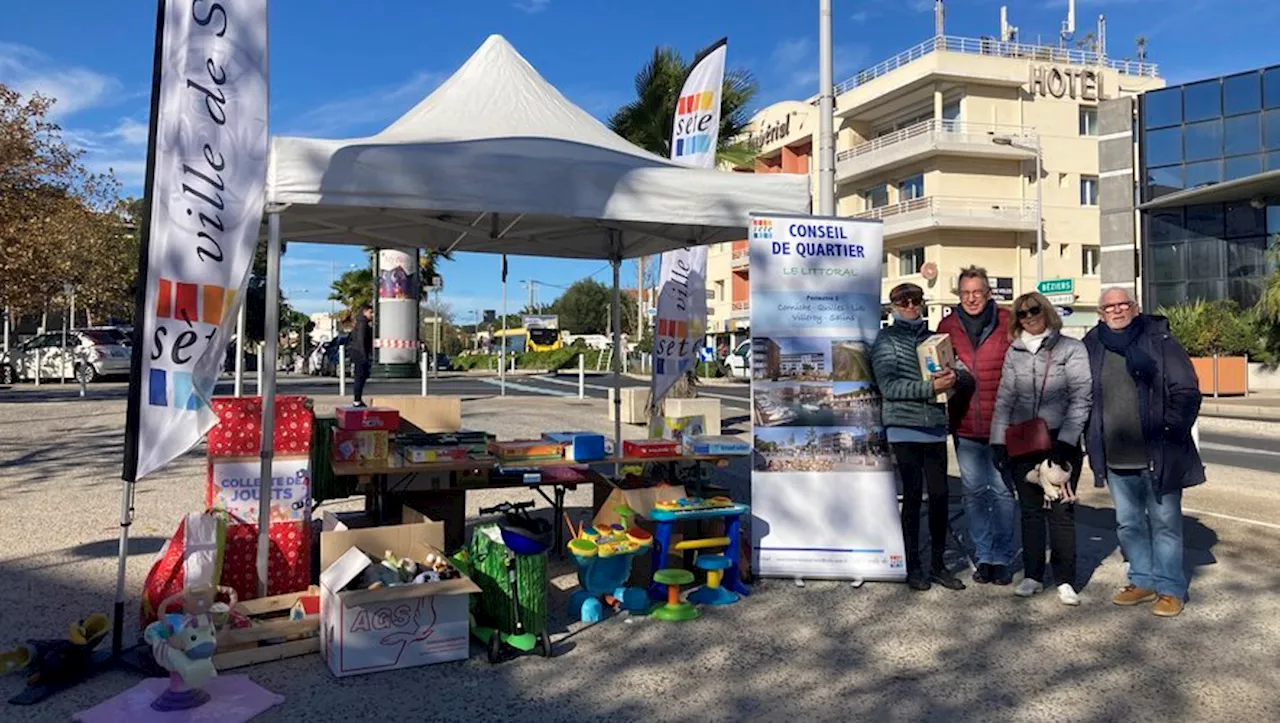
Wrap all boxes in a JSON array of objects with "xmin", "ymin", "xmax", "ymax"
[
  {"xmin": 319, "ymin": 516, "xmax": 480, "ymax": 677},
  {"xmin": 543, "ymin": 432, "xmax": 605, "ymax": 462},
  {"xmin": 399, "ymin": 445, "xmax": 470, "ymax": 464},
  {"xmin": 369, "ymin": 396, "xmax": 462, "ymax": 434},
  {"xmin": 684, "ymin": 435, "xmax": 751, "ymax": 456},
  {"xmin": 335, "ymin": 406, "xmax": 400, "ymax": 432},
  {"xmin": 623, "ymin": 439, "xmax": 680, "ymax": 458},
  {"xmin": 917, "ymin": 334, "xmax": 956, "ymax": 403},
  {"xmin": 332, "ymin": 429, "xmax": 389, "ymax": 463}
]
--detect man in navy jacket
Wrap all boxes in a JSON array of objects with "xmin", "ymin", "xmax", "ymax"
[{"xmin": 1083, "ymin": 287, "xmax": 1205, "ymax": 617}]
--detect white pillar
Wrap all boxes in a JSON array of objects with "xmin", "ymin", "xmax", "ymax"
[
  {"xmin": 578, "ymin": 352, "xmax": 585, "ymax": 399},
  {"xmin": 338, "ymin": 343, "xmax": 347, "ymax": 397},
  {"xmin": 256, "ymin": 211, "xmax": 283, "ymax": 598},
  {"xmin": 420, "ymin": 350, "xmax": 427, "ymax": 396}
]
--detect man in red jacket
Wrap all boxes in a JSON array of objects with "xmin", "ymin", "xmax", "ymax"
[{"xmin": 938, "ymin": 266, "xmax": 1016, "ymax": 585}]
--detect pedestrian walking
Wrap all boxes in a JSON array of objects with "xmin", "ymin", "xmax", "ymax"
[
  {"xmin": 991, "ymin": 292, "xmax": 1092, "ymax": 606},
  {"xmin": 871, "ymin": 283, "xmax": 964, "ymax": 592},
  {"xmin": 350, "ymin": 304, "xmax": 374, "ymax": 407},
  {"xmin": 938, "ymin": 266, "xmax": 1016, "ymax": 586},
  {"xmin": 1084, "ymin": 287, "xmax": 1204, "ymax": 617}
]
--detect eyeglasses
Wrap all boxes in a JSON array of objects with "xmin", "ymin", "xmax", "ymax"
[
  {"xmin": 1101, "ymin": 301, "xmax": 1134, "ymax": 314},
  {"xmin": 894, "ymin": 297, "xmax": 922, "ymax": 309},
  {"xmin": 1015, "ymin": 305, "xmax": 1043, "ymax": 320},
  {"xmin": 959, "ymin": 290, "xmax": 989, "ymax": 299}
]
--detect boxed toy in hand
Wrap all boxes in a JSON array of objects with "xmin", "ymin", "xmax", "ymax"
[{"xmin": 916, "ymin": 334, "xmax": 956, "ymax": 403}]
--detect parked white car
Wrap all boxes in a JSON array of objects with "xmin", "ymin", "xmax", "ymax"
[
  {"xmin": 1, "ymin": 328, "xmax": 132, "ymax": 384},
  {"xmin": 724, "ymin": 339, "xmax": 751, "ymax": 379}
]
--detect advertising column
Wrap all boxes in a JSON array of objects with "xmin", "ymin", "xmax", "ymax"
[
  {"xmin": 749, "ymin": 214, "xmax": 906, "ymax": 581},
  {"xmin": 374, "ymin": 248, "xmax": 420, "ymax": 378}
]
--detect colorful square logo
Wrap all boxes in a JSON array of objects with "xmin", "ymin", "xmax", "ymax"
[{"xmin": 750, "ymin": 218, "xmax": 773, "ymax": 240}]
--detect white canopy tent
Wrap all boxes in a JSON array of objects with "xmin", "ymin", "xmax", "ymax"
[{"xmin": 250, "ymin": 34, "xmax": 810, "ymax": 585}]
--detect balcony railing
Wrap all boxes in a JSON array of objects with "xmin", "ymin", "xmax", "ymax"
[
  {"xmin": 853, "ymin": 196, "xmax": 1038, "ymax": 233},
  {"xmin": 833, "ymin": 35, "xmax": 1158, "ymax": 95},
  {"xmin": 731, "ymin": 248, "xmax": 750, "ymax": 269},
  {"xmin": 837, "ymin": 120, "xmax": 1036, "ymax": 163}
]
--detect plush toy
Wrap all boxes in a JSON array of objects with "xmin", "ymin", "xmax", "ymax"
[
  {"xmin": 1025, "ymin": 459, "xmax": 1073, "ymax": 503},
  {"xmin": 144, "ymin": 584, "xmax": 235, "ymax": 711}
]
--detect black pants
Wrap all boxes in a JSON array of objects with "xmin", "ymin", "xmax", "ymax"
[
  {"xmin": 353, "ymin": 360, "xmax": 371, "ymax": 403},
  {"xmin": 1011, "ymin": 440, "xmax": 1082, "ymax": 590},
  {"xmin": 891, "ymin": 442, "xmax": 949, "ymax": 576}
]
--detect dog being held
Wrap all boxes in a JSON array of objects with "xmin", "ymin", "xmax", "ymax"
[{"xmin": 1025, "ymin": 459, "xmax": 1073, "ymax": 505}]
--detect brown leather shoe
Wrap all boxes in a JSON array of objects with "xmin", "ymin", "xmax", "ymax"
[
  {"xmin": 1152, "ymin": 595, "xmax": 1184, "ymax": 617},
  {"xmin": 1112, "ymin": 585, "xmax": 1158, "ymax": 606}
]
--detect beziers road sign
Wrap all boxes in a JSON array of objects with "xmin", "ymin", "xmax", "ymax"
[{"xmin": 1037, "ymin": 279, "xmax": 1074, "ymax": 295}]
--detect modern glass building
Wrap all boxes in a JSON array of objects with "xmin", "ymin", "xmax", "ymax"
[{"xmin": 1138, "ymin": 64, "xmax": 1280, "ymax": 309}]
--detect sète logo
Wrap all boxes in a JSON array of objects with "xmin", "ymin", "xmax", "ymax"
[{"xmin": 349, "ymin": 604, "xmax": 414, "ymax": 633}]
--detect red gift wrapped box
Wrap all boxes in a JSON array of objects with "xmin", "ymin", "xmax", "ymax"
[
  {"xmin": 220, "ymin": 519, "xmax": 311, "ymax": 601},
  {"xmin": 208, "ymin": 396, "xmax": 314, "ymax": 458},
  {"xmin": 334, "ymin": 406, "xmax": 400, "ymax": 431}
]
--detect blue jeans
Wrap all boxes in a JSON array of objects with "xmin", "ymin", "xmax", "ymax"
[
  {"xmin": 954, "ymin": 437, "xmax": 1017, "ymax": 566},
  {"xmin": 1108, "ymin": 470, "xmax": 1187, "ymax": 599}
]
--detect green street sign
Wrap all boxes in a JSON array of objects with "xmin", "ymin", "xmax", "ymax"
[{"xmin": 1037, "ymin": 279, "xmax": 1074, "ymax": 295}]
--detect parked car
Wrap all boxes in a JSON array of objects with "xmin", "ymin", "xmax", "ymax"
[
  {"xmin": 0, "ymin": 328, "xmax": 132, "ymax": 384},
  {"xmin": 432, "ymin": 353, "xmax": 453, "ymax": 372},
  {"xmin": 724, "ymin": 339, "xmax": 751, "ymax": 379},
  {"xmin": 320, "ymin": 334, "xmax": 352, "ymax": 377}
]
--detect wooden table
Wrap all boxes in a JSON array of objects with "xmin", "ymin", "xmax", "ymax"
[{"xmin": 329, "ymin": 453, "xmax": 737, "ymax": 555}]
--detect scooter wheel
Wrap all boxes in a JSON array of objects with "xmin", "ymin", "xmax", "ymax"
[
  {"xmin": 487, "ymin": 633, "xmax": 503, "ymax": 664},
  {"xmin": 539, "ymin": 632, "xmax": 553, "ymax": 658}
]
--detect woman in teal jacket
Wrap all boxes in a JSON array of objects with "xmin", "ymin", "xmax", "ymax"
[{"xmin": 870, "ymin": 283, "xmax": 963, "ymax": 591}]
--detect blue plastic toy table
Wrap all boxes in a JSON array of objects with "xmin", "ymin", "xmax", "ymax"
[{"xmin": 646, "ymin": 500, "xmax": 751, "ymax": 601}]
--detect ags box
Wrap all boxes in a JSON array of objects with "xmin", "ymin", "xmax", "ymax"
[
  {"xmin": 916, "ymin": 334, "xmax": 956, "ymax": 403},
  {"xmin": 319, "ymin": 517, "xmax": 480, "ymax": 677}
]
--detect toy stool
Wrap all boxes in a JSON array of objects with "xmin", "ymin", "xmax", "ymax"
[
  {"xmin": 651, "ymin": 569, "xmax": 699, "ymax": 622},
  {"xmin": 688, "ymin": 554, "xmax": 738, "ymax": 606}
]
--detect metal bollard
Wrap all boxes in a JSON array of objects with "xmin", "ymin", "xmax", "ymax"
[
  {"xmin": 578, "ymin": 352, "xmax": 585, "ymax": 399},
  {"xmin": 338, "ymin": 344, "xmax": 346, "ymax": 398}
]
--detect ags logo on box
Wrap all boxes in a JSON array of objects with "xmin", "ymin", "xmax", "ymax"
[{"xmin": 750, "ymin": 218, "xmax": 773, "ymax": 241}]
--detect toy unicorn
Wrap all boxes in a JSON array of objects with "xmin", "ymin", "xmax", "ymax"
[{"xmin": 144, "ymin": 584, "xmax": 235, "ymax": 711}]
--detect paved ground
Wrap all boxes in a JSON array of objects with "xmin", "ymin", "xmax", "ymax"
[{"xmin": 1, "ymin": 378, "xmax": 1279, "ymax": 721}]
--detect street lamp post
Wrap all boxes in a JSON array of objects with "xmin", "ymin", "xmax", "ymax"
[{"xmin": 993, "ymin": 135, "xmax": 1044, "ymax": 285}]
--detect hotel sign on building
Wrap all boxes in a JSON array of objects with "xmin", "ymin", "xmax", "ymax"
[{"xmin": 1029, "ymin": 65, "xmax": 1102, "ymax": 101}]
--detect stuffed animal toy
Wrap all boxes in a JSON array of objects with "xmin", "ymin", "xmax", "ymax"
[{"xmin": 1025, "ymin": 459, "xmax": 1072, "ymax": 503}]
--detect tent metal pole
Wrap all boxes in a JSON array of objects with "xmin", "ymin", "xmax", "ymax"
[
  {"xmin": 611, "ymin": 231, "xmax": 623, "ymax": 475},
  {"xmin": 256, "ymin": 211, "xmax": 282, "ymax": 597},
  {"xmin": 234, "ymin": 300, "xmax": 245, "ymax": 396}
]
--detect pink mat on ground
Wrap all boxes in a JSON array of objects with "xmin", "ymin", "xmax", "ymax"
[{"xmin": 74, "ymin": 675, "xmax": 284, "ymax": 723}]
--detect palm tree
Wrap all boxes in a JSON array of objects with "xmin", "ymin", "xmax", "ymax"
[
  {"xmin": 608, "ymin": 46, "xmax": 760, "ymax": 169},
  {"xmin": 1135, "ymin": 36, "xmax": 1148, "ymax": 63},
  {"xmin": 610, "ymin": 46, "xmax": 757, "ymax": 402},
  {"xmin": 328, "ymin": 268, "xmax": 374, "ymax": 324}
]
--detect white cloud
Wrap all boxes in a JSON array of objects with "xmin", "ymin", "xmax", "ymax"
[
  {"xmin": 0, "ymin": 41, "xmax": 122, "ymax": 118},
  {"xmin": 770, "ymin": 37, "xmax": 870, "ymax": 94},
  {"xmin": 851, "ymin": 10, "xmax": 875, "ymax": 23},
  {"xmin": 512, "ymin": 0, "xmax": 551, "ymax": 14},
  {"xmin": 280, "ymin": 70, "xmax": 447, "ymax": 137}
]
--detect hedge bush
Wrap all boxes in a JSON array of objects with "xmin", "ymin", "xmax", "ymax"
[{"xmin": 1159, "ymin": 300, "xmax": 1262, "ymax": 357}]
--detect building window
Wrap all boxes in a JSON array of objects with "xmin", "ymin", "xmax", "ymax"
[
  {"xmin": 1224, "ymin": 71, "xmax": 1262, "ymax": 116},
  {"xmin": 882, "ymin": 251, "xmax": 889, "ymax": 278},
  {"xmin": 715, "ymin": 280, "xmax": 725, "ymax": 301},
  {"xmin": 1079, "ymin": 107, "xmax": 1099, "ymax": 136},
  {"xmin": 1082, "ymin": 246, "xmax": 1101, "ymax": 276},
  {"xmin": 899, "ymin": 247, "xmax": 925, "ymax": 276},
  {"xmin": 942, "ymin": 100, "xmax": 961, "ymax": 129},
  {"xmin": 1080, "ymin": 176, "xmax": 1099, "ymax": 206},
  {"xmin": 863, "ymin": 184, "xmax": 889, "ymax": 210},
  {"xmin": 1184, "ymin": 79, "xmax": 1223, "ymax": 123},
  {"xmin": 1144, "ymin": 87, "xmax": 1183, "ymax": 129},
  {"xmin": 898, "ymin": 174, "xmax": 924, "ymax": 201}
]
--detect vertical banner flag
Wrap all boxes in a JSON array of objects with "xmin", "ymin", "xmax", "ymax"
[
  {"xmin": 748, "ymin": 213, "xmax": 907, "ymax": 581},
  {"xmin": 124, "ymin": 0, "xmax": 270, "ymax": 481},
  {"xmin": 651, "ymin": 38, "xmax": 726, "ymax": 415}
]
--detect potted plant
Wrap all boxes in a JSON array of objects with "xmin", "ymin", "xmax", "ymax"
[{"xmin": 1160, "ymin": 300, "xmax": 1257, "ymax": 396}]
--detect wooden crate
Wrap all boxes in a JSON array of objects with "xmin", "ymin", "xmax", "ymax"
[{"xmin": 214, "ymin": 586, "xmax": 320, "ymax": 670}]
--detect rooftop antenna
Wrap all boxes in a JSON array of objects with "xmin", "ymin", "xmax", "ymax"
[
  {"xmin": 1060, "ymin": 0, "xmax": 1076, "ymax": 48},
  {"xmin": 1097, "ymin": 14, "xmax": 1107, "ymax": 62},
  {"xmin": 935, "ymin": 0, "xmax": 945, "ymax": 37},
  {"xmin": 1000, "ymin": 6, "xmax": 1018, "ymax": 42}
]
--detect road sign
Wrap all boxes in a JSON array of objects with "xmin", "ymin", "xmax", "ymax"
[
  {"xmin": 1057, "ymin": 306, "xmax": 1073, "ymax": 317},
  {"xmin": 1038, "ymin": 279, "xmax": 1074, "ymax": 295},
  {"xmin": 699, "ymin": 346, "xmax": 715, "ymax": 362},
  {"xmin": 1045, "ymin": 293, "xmax": 1075, "ymax": 306}
]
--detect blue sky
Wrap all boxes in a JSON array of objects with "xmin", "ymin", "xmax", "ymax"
[{"xmin": 3, "ymin": 0, "xmax": 1276, "ymax": 317}]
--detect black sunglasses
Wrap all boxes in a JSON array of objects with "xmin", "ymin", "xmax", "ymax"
[{"xmin": 1016, "ymin": 305, "xmax": 1043, "ymax": 320}]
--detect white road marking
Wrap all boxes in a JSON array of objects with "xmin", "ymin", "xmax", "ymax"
[
  {"xmin": 1199, "ymin": 441, "xmax": 1280, "ymax": 458},
  {"xmin": 476, "ymin": 377, "xmax": 575, "ymax": 397},
  {"xmin": 535, "ymin": 375, "xmax": 750, "ymax": 405},
  {"xmin": 1182, "ymin": 507, "xmax": 1280, "ymax": 531}
]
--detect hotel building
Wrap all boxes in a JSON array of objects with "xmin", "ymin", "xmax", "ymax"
[{"xmin": 706, "ymin": 16, "xmax": 1164, "ymax": 343}]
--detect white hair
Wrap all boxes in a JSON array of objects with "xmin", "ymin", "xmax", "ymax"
[{"xmin": 1098, "ymin": 286, "xmax": 1138, "ymax": 308}]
